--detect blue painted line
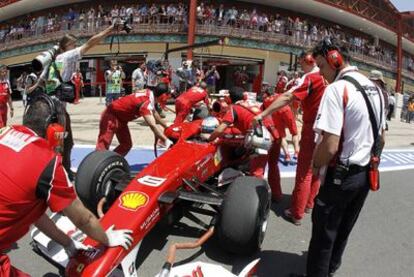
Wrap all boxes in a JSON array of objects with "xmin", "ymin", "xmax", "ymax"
[{"xmin": 71, "ymin": 146, "xmax": 414, "ymax": 177}]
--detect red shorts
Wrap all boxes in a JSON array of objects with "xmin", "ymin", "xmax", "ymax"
[
  {"xmin": 0, "ymin": 104, "xmax": 8, "ymax": 128},
  {"xmin": 273, "ymin": 109, "xmax": 297, "ymax": 138}
]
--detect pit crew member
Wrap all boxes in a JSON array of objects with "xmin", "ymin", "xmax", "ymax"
[
  {"xmin": 96, "ymin": 83, "xmax": 172, "ymax": 156},
  {"xmin": 254, "ymin": 51, "xmax": 326, "ymax": 225},
  {"xmin": 0, "ymin": 64, "xmax": 13, "ymax": 128},
  {"xmin": 209, "ymin": 87, "xmax": 279, "ymax": 179},
  {"xmin": 0, "ymin": 97, "xmax": 133, "ymax": 276},
  {"xmin": 174, "ymin": 82, "xmax": 209, "ymax": 124},
  {"xmin": 262, "ymin": 89, "xmax": 299, "ymax": 201},
  {"xmin": 298, "ymin": 36, "xmax": 385, "ymax": 277}
]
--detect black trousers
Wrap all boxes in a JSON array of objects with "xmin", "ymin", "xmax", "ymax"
[
  {"xmin": 387, "ymin": 105, "xmax": 394, "ymax": 121},
  {"xmin": 63, "ymin": 109, "xmax": 74, "ymax": 181},
  {"xmin": 306, "ymin": 167, "xmax": 370, "ymax": 277}
]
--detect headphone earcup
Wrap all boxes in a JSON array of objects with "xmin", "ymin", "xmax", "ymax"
[{"xmin": 326, "ymin": 50, "xmax": 343, "ymax": 69}]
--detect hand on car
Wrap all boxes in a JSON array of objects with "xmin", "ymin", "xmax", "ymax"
[
  {"xmin": 105, "ymin": 225, "xmax": 133, "ymax": 250},
  {"xmin": 65, "ymin": 239, "xmax": 94, "ymax": 257},
  {"xmin": 252, "ymin": 114, "xmax": 263, "ymax": 127}
]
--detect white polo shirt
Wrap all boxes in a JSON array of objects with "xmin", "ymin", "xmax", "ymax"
[{"xmin": 314, "ymin": 66, "xmax": 385, "ymax": 167}]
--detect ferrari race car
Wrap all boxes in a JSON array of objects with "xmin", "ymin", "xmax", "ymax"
[{"xmin": 31, "ymin": 116, "xmax": 271, "ymax": 277}]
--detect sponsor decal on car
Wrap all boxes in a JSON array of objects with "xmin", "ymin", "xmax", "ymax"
[
  {"xmin": 119, "ymin": 191, "xmax": 149, "ymax": 211},
  {"xmin": 137, "ymin": 175, "xmax": 166, "ymax": 187},
  {"xmin": 196, "ymin": 154, "xmax": 213, "ymax": 171},
  {"xmin": 140, "ymin": 207, "xmax": 160, "ymax": 231},
  {"xmin": 214, "ymin": 147, "xmax": 222, "ymax": 166}
]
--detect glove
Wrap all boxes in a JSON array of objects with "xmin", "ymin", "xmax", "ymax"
[
  {"xmin": 164, "ymin": 138, "xmax": 173, "ymax": 149},
  {"xmin": 105, "ymin": 225, "xmax": 133, "ymax": 250},
  {"xmin": 65, "ymin": 239, "xmax": 94, "ymax": 257}
]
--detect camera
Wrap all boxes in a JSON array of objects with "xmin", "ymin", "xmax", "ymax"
[
  {"xmin": 122, "ymin": 20, "xmax": 132, "ymax": 34},
  {"xmin": 32, "ymin": 45, "xmax": 60, "ymax": 72},
  {"xmin": 120, "ymin": 19, "xmax": 132, "ymax": 33}
]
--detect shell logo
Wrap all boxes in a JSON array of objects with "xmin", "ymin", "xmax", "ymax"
[{"xmin": 119, "ymin": 191, "xmax": 149, "ymax": 211}]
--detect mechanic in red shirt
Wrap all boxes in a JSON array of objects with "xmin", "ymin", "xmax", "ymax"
[
  {"xmin": 262, "ymin": 89, "xmax": 299, "ymax": 201},
  {"xmin": 174, "ymin": 82, "xmax": 209, "ymax": 124},
  {"xmin": 254, "ymin": 51, "xmax": 326, "ymax": 225},
  {"xmin": 209, "ymin": 87, "xmax": 279, "ymax": 178},
  {"xmin": 275, "ymin": 70, "xmax": 288, "ymax": 94},
  {"xmin": 0, "ymin": 97, "xmax": 133, "ymax": 276},
  {"xmin": 0, "ymin": 64, "xmax": 14, "ymax": 128},
  {"xmin": 96, "ymin": 83, "xmax": 172, "ymax": 156}
]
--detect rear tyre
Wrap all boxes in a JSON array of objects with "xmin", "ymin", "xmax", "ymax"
[
  {"xmin": 217, "ymin": 176, "xmax": 270, "ymax": 255},
  {"xmin": 75, "ymin": 150, "xmax": 130, "ymax": 215}
]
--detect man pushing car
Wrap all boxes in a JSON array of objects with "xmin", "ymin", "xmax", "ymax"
[
  {"xmin": 174, "ymin": 82, "xmax": 210, "ymax": 124},
  {"xmin": 209, "ymin": 87, "xmax": 280, "ymax": 180},
  {"xmin": 96, "ymin": 82, "xmax": 172, "ymax": 156}
]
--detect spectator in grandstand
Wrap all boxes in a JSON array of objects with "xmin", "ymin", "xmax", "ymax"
[
  {"xmin": 0, "ymin": 64, "xmax": 13, "ymax": 128},
  {"xmin": 215, "ymin": 4, "xmax": 226, "ymax": 26},
  {"xmin": 111, "ymin": 5, "xmax": 119, "ymax": 23},
  {"xmin": 87, "ymin": 7, "xmax": 95, "ymax": 32},
  {"xmin": 105, "ymin": 60, "xmax": 125, "ymax": 105},
  {"xmin": 132, "ymin": 63, "xmax": 147, "ymax": 91},
  {"xmin": 66, "ymin": 8, "xmax": 76, "ymax": 30}
]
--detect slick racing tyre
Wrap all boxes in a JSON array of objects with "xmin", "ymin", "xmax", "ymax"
[
  {"xmin": 217, "ymin": 176, "xmax": 270, "ymax": 255},
  {"xmin": 75, "ymin": 150, "xmax": 130, "ymax": 215}
]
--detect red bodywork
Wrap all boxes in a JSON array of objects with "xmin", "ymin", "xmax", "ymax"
[{"xmin": 66, "ymin": 121, "xmax": 244, "ymax": 276}]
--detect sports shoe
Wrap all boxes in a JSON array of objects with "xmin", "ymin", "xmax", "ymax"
[{"xmin": 283, "ymin": 209, "xmax": 301, "ymax": 226}]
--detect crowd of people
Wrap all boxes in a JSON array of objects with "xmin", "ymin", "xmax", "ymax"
[{"xmin": 1, "ymin": 1, "xmax": 413, "ymax": 73}]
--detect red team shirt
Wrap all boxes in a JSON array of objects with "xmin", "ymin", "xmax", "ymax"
[
  {"xmin": 110, "ymin": 89, "xmax": 154, "ymax": 122},
  {"xmin": 0, "ymin": 81, "xmax": 10, "ymax": 105},
  {"xmin": 177, "ymin": 86, "xmax": 209, "ymax": 107},
  {"xmin": 222, "ymin": 103, "xmax": 261, "ymax": 134},
  {"xmin": 0, "ymin": 126, "xmax": 76, "ymax": 250},
  {"xmin": 291, "ymin": 67, "xmax": 326, "ymax": 124}
]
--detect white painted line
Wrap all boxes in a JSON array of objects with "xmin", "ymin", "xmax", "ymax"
[
  {"xmin": 380, "ymin": 165, "xmax": 414, "ymax": 172},
  {"xmin": 385, "ymin": 153, "xmax": 402, "ymax": 164},
  {"xmin": 392, "ymin": 153, "xmax": 412, "ymax": 163}
]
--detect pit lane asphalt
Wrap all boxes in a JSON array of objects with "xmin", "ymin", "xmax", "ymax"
[{"xmin": 7, "ymin": 169, "xmax": 414, "ymax": 277}]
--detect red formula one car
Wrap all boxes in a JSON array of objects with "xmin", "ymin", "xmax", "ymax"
[{"xmin": 31, "ymin": 117, "xmax": 271, "ymax": 277}]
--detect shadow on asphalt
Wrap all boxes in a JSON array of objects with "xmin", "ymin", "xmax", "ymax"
[
  {"xmin": 3, "ymin": 243, "xmax": 19, "ymax": 253},
  {"xmin": 271, "ymin": 194, "xmax": 293, "ymax": 217}
]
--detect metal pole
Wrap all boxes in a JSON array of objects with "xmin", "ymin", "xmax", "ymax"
[{"xmin": 187, "ymin": 0, "xmax": 197, "ymax": 61}]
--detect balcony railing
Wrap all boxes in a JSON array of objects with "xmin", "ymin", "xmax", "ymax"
[
  {"xmin": 0, "ymin": 0, "xmax": 20, "ymax": 8},
  {"xmin": 1, "ymin": 19, "xmax": 412, "ymax": 78}
]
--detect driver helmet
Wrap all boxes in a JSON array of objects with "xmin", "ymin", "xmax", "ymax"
[{"xmin": 200, "ymin": 116, "xmax": 219, "ymax": 140}]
